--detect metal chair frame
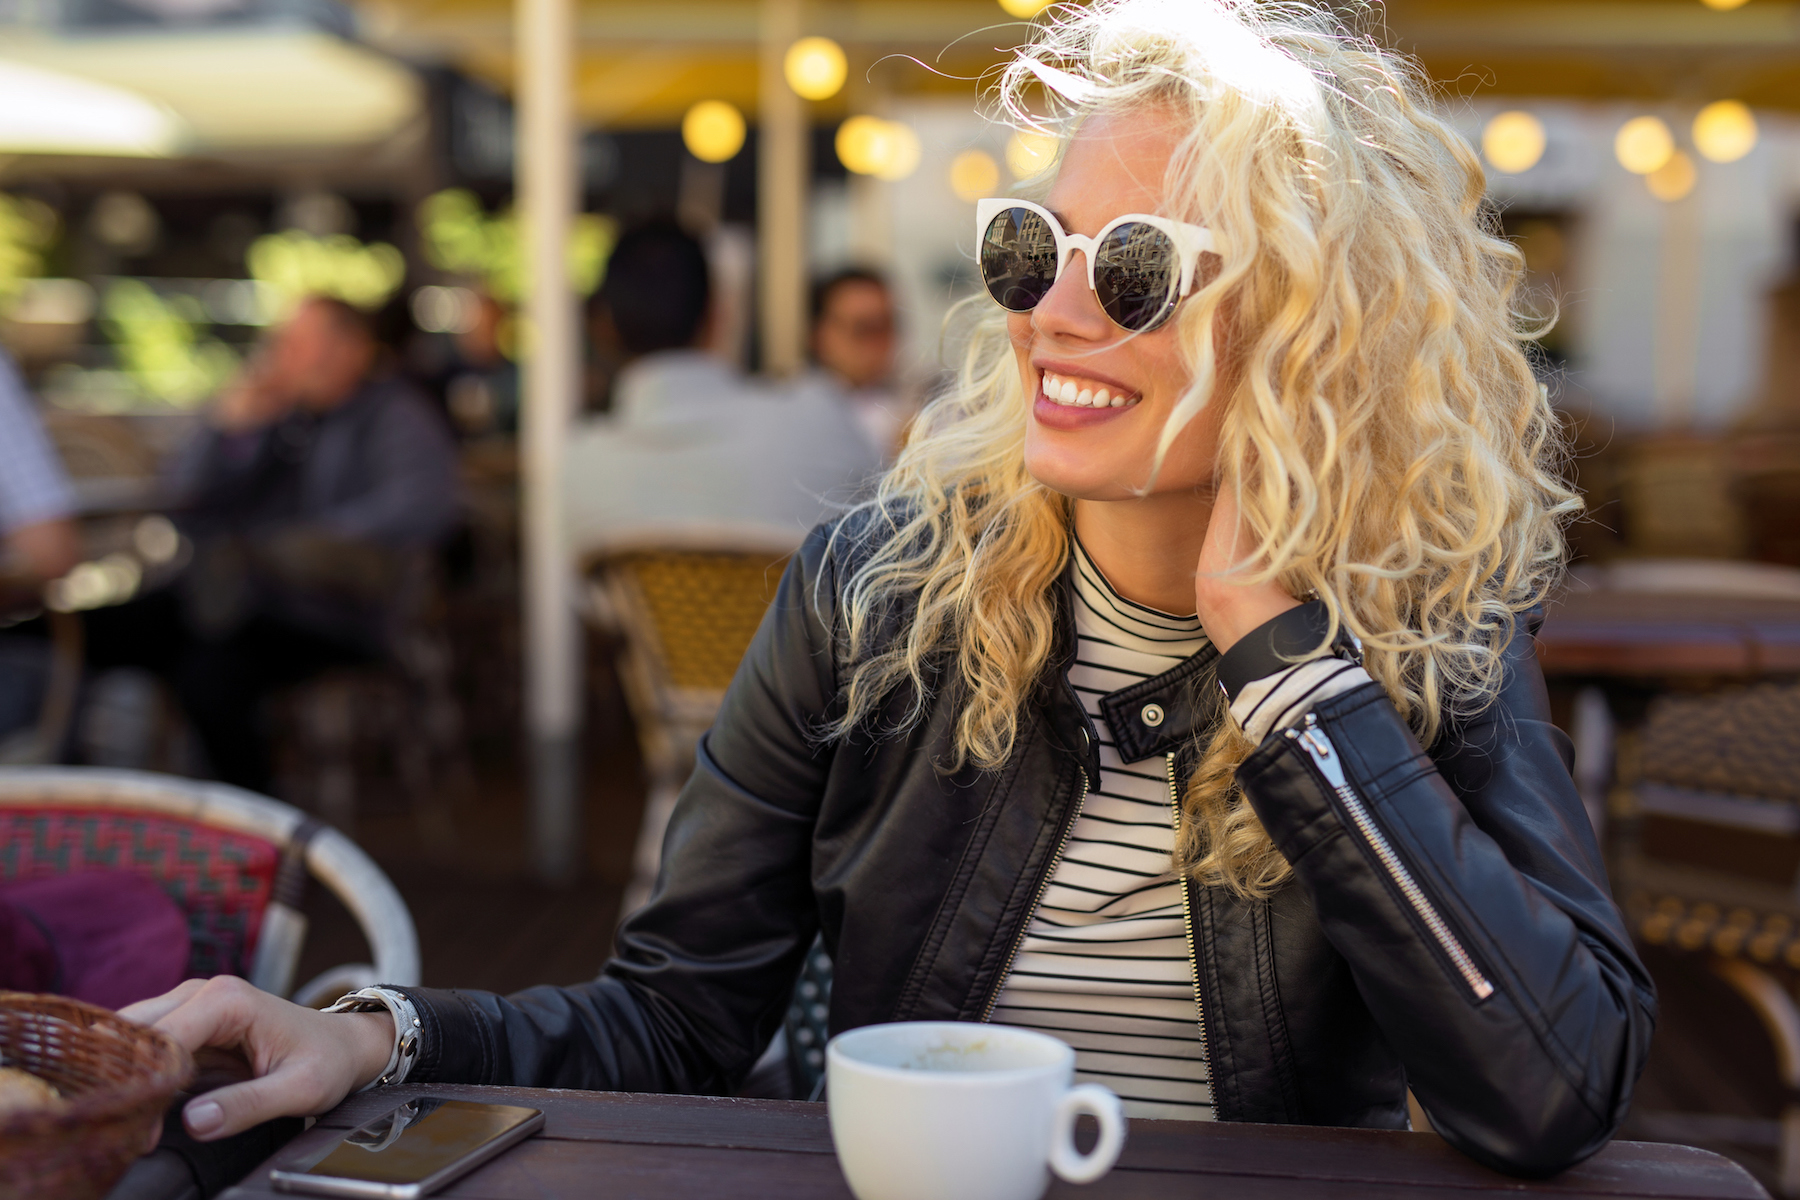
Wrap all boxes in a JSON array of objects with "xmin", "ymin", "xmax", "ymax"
[
  {"xmin": 0, "ymin": 766, "xmax": 420, "ymax": 1007},
  {"xmin": 579, "ymin": 523, "xmax": 800, "ymax": 920}
]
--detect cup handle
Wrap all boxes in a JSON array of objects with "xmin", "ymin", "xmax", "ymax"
[{"xmin": 1048, "ymin": 1083, "xmax": 1126, "ymax": 1185}]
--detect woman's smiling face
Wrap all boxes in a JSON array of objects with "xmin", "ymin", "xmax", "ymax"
[{"xmin": 1013, "ymin": 109, "xmax": 1224, "ymax": 502}]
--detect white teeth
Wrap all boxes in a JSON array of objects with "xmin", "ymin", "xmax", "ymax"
[{"xmin": 1041, "ymin": 370, "xmax": 1138, "ymax": 410}]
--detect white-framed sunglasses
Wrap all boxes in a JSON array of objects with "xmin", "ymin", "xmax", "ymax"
[{"xmin": 975, "ymin": 197, "xmax": 1219, "ymax": 333}]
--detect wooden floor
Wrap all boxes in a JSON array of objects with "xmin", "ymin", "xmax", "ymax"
[{"xmin": 288, "ymin": 643, "xmax": 1791, "ymax": 1197}]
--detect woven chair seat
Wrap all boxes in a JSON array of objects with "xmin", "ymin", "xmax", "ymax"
[{"xmin": 0, "ymin": 807, "xmax": 279, "ymax": 979}]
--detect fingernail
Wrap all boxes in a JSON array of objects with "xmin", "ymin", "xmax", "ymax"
[{"xmin": 186, "ymin": 1100, "xmax": 224, "ymax": 1137}]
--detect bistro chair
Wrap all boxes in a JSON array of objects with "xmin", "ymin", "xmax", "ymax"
[
  {"xmin": 278, "ymin": 549, "xmax": 471, "ymax": 847},
  {"xmin": 0, "ymin": 766, "xmax": 419, "ymax": 1007},
  {"xmin": 581, "ymin": 524, "xmax": 799, "ymax": 918},
  {"xmin": 1614, "ymin": 682, "xmax": 1800, "ymax": 1197}
]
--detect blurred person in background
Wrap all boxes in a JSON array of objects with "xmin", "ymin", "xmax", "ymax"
[
  {"xmin": 0, "ymin": 349, "xmax": 79, "ymax": 593},
  {"xmin": 565, "ymin": 223, "xmax": 879, "ymax": 547},
  {"xmin": 806, "ymin": 268, "xmax": 913, "ymax": 460},
  {"xmin": 81, "ymin": 295, "xmax": 462, "ymax": 793}
]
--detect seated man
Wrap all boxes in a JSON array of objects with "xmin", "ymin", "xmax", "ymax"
[
  {"xmin": 566, "ymin": 224, "xmax": 881, "ymax": 551},
  {"xmin": 83, "ymin": 295, "xmax": 462, "ymax": 793},
  {"xmin": 0, "ymin": 349, "xmax": 79, "ymax": 594},
  {"xmin": 804, "ymin": 267, "xmax": 915, "ymax": 460}
]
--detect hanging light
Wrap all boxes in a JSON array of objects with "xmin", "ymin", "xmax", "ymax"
[
  {"xmin": 682, "ymin": 100, "xmax": 746, "ymax": 164},
  {"xmin": 997, "ymin": 0, "xmax": 1054, "ymax": 16},
  {"xmin": 1693, "ymin": 100, "xmax": 1757, "ymax": 163},
  {"xmin": 1646, "ymin": 150, "xmax": 1697, "ymax": 202},
  {"xmin": 1005, "ymin": 130, "xmax": 1057, "ymax": 179},
  {"xmin": 1615, "ymin": 115, "xmax": 1675, "ymax": 175},
  {"xmin": 784, "ymin": 37, "xmax": 847, "ymax": 101},
  {"xmin": 949, "ymin": 149, "xmax": 1000, "ymax": 202},
  {"xmin": 836, "ymin": 116, "xmax": 921, "ymax": 181},
  {"xmin": 1481, "ymin": 111, "xmax": 1546, "ymax": 175},
  {"xmin": 1698, "ymin": 0, "xmax": 1750, "ymax": 9}
]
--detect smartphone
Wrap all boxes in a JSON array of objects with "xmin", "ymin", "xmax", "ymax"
[{"xmin": 268, "ymin": 1097, "xmax": 545, "ymax": 1198}]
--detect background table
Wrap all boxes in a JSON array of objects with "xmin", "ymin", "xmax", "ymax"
[
  {"xmin": 1537, "ymin": 589, "xmax": 1800, "ymax": 678},
  {"xmin": 222, "ymin": 1083, "xmax": 1766, "ymax": 1200}
]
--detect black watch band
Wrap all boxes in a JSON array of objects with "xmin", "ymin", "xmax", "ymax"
[{"xmin": 1215, "ymin": 600, "xmax": 1362, "ymax": 702}]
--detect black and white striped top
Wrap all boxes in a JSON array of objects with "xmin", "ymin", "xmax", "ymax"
[{"xmin": 989, "ymin": 543, "xmax": 1215, "ymax": 1121}]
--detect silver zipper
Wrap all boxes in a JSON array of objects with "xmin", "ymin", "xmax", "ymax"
[
  {"xmin": 1167, "ymin": 753, "xmax": 1208, "ymax": 1049},
  {"xmin": 983, "ymin": 768, "xmax": 1089, "ymax": 1022},
  {"xmin": 1287, "ymin": 714, "xmax": 1494, "ymax": 1001}
]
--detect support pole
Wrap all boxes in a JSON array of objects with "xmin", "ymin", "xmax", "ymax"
[
  {"xmin": 758, "ymin": 0, "xmax": 807, "ymax": 377},
  {"xmin": 518, "ymin": 0, "xmax": 582, "ymax": 884}
]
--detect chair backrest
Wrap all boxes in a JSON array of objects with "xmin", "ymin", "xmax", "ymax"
[
  {"xmin": 611, "ymin": 550, "xmax": 791, "ymax": 691},
  {"xmin": 0, "ymin": 767, "xmax": 419, "ymax": 1003},
  {"xmin": 585, "ymin": 532, "xmax": 796, "ymax": 775},
  {"xmin": 1618, "ymin": 682, "xmax": 1800, "ymax": 970}
]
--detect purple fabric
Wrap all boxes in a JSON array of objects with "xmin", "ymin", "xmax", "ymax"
[{"xmin": 0, "ymin": 873, "xmax": 190, "ymax": 1010}]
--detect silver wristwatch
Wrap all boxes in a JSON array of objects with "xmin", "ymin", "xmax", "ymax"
[{"xmin": 323, "ymin": 985, "xmax": 422, "ymax": 1091}]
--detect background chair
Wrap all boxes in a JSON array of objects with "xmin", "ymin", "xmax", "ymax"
[
  {"xmin": 1614, "ymin": 682, "xmax": 1800, "ymax": 1197},
  {"xmin": 581, "ymin": 524, "xmax": 798, "ymax": 918},
  {"xmin": 0, "ymin": 766, "xmax": 419, "ymax": 1007},
  {"xmin": 278, "ymin": 549, "xmax": 472, "ymax": 848}
]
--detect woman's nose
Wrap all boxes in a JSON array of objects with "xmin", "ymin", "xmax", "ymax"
[{"xmin": 1031, "ymin": 249, "xmax": 1112, "ymax": 344}]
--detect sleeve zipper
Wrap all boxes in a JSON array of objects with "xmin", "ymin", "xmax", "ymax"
[
  {"xmin": 1287, "ymin": 713, "xmax": 1494, "ymax": 1002},
  {"xmin": 1166, "ymin": 752, "xmax": 1208, "ymax": 1053}
]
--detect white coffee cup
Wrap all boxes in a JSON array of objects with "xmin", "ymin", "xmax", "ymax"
[{"xmin": 826, "ymin": 1021, "xmax": 1127, "ymax": 1200}]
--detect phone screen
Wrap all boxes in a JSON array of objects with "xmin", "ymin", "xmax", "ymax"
[{"xmin": 302, "ymin": 1098, "xmax": 540, "ymax": 1185}]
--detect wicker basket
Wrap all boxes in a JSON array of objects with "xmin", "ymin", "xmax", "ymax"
[{"xmin": 0, "ymin": 992, "xmax": 194, "ymax": 1200}]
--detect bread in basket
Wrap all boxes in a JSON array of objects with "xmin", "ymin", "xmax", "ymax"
[{"xmin": 0, "ymin": 991, "xmax": 194, "ymax": 1200}]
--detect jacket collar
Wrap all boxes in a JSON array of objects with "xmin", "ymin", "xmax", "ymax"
[{"xmin": 1044, "ymin": 551, "xmax": 1225, "ymax": 773}]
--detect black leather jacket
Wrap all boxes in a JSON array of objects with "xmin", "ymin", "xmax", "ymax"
[{"xmin": 398, "ymin": 518, "xmax": 1655, "ymax": 1177}]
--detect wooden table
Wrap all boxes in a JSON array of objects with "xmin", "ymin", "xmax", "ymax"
[
  {"xmin": 222, "ymin": 1083, "xmax": 1767, "ymax": 1200},
  {"xmin": 1537, "ymin": 589, "xmax": 1800, "ymax": 678}
]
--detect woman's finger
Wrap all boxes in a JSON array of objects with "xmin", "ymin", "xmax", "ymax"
[
  {"xmin": 118, "ymin": 978, "xmax": 209, "ymax": 1028},
  {"xmin": 150, "ymin": 976, "xmax": 264, "ymax": 1055},
  {"xmin": 181, "ymin": 1062, "xmax": 330, "ymax": 1142}
]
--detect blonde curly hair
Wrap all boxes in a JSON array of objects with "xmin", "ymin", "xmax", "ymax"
[{"xmin": 824, "ymin": 0, "xmax": 1578, "ymax": 897}]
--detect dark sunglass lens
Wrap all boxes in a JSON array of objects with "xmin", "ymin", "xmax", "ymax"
[
  {"xmin": 980, "ymin": 208, "xmax": 1059, "ymax": 312},
  {"xmin": 1095, "ymin": 222, "xmax": 1180, "ymax": 331}
]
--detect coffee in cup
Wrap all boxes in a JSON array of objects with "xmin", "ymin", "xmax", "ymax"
[{"xmin": 826, "ymin": 1021, "xmax": 1126, "ymax": 1200}]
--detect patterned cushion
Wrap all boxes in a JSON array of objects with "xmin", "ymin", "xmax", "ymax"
[{"xmin": 0, "ymin": 808, "xmax": 280, "ymax": 979}]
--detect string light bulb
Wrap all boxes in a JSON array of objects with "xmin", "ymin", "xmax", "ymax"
[
  {"xmin": 949, "ymin": 149, "xmax": 1000, "ymax": 202},
  {"xmin": 784, "ymin": 37, "xmax": 847, "ymax": 101},
  {"xmin": 836, "ymin": 116, "xmax": 921, "ymax": 181},
  {"xmin": 1646, "ymin": 150, "xmax": 1697, "ymax": 202},
  {"xmin": 1005, "ymin": 130, "xmax": 1057, "ymax": 179},
  {"xmin": 682, "ymin": 100, "xmax": 746, "ymax": 163},
  {"xmin": 1482, "ymin": 111, "xmax": 1546, "ymax": 175},
  {"xmin": 1693, "ymin": 100, "xmax": 1757, "ymax": 163},
  {"xmin": 1615, "ymin": 115, "xmax": 1675, "ymax": 175}
]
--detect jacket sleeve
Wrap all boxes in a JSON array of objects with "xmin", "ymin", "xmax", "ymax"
[
  {"xmin": 395, "ymin": 522, "xmax": 843, "ymax": 1093},
  {"xmin": 1234, "ymin": 618, "xmax": 1655, "ymax": 1177}
]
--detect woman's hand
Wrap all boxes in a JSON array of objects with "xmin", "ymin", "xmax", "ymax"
[
  {"xmin": 120, "ymin": 976, "xmax": 395, "ymax": 1142},
  {"xmin": 1194, "ymin": 483, "xmax": 1300, "ymax": 654}
]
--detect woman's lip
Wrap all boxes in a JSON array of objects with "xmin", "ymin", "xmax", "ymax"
[
  {"xmin": 1032, "ymin": 360, "xmax": 1139, "ymax": 399},
  {"xmin": 1033, "ymin": 387, "xmax": 1136, "ymax": 431}
]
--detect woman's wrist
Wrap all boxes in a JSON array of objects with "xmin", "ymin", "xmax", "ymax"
[
  {"xmin": 1195, "ymin": 582, "xmax": 1300, "ymax": 654},
  {"xmin": 342, "ymin": 1009, "xmax": 402, "ymax": 1090}
]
